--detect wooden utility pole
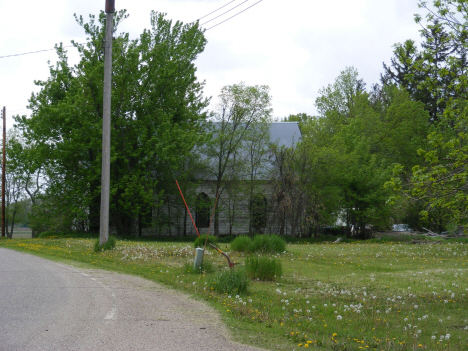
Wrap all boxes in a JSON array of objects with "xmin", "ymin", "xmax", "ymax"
[
  {"xmin": 1, "ymin": 106, "xmax": 5, "ymax": 238},
  {"xmin": 99, "ymin": 0, "xmax": 115, "ymax": 245}
]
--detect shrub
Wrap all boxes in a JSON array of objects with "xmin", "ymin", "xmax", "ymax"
[
  {"xmin": 231, "ymin": 235, "xmax": 286, "ymax": 253},
  {"xmin": 230, "ymin": 235, "xmax": 252, "ymax": 252},
  {"xmin": 245, "ymin": 256, "xmax": 282, "ymax": 281},
  {"xmin": 94, "ymin": 236, "xmax": 117, "ymax": 252},
  {"xmin": 251, "ymin": 235, "xmax": 286, "ymax": 253},
  {"xmin": 212, "ymin": 269, "xmax": 249, "ymax": 294},
  {"xmin": 194, "ymin": 235, "xmax": 218, "ymax": 248}
]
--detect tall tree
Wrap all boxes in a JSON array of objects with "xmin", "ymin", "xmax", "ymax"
[
  {"xmin": 14, "ymin": 10, "xmax": 208, "ymax": 236},
  {"xmin": 299, "ymin": 69, "xmax": 429, "ymax": 236},
  {"xmin": 383, "ymin": 0, "xmax": 468, "ymax": 122},
  {"xmin": 202, "ymin": 83, "xmax": 272, "ymax": 235}
]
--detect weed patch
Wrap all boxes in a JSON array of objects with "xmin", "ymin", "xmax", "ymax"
[
  {"xmin": 182, "ymin": 260, "xmax": 215, "ymax": 274},
  {"xmin": 194, "ymin": 235, "xmax": 217, "ymax": 248},
  {"xmin": 230, "ymin": 235, "xmax": 252, "ymax": 252},
  {"xmin": 231, "ymin": 234, "xmax": 286, "ymax": 253},
  {"xmin": 94, "ymin": 236, "xmax": 116, "ymax": 252},
  {"xmin": 212, "ymin": 269, "xmax": 249, "ymax": 294},
  {"xmin": 245, "ymin": 256, "xmax": 282, "ymax": 281}
]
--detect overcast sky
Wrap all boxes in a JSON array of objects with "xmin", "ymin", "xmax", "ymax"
[{"xmin": 0, "ymin": 0, "xmax": 424, "ymax": 129}]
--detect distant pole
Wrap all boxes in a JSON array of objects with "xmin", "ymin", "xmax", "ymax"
[
  {"xmin": 2, "ymin": 106, "xmax": 5, "ymax": 238},
  {"xmin": 100, "ymin": 0, "xmax": 115, "ymax": 245}
]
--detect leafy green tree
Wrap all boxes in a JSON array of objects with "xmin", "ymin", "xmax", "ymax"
[
  {"xmin": 390, "ymin": 102, "xmax": 468, "ymax": 231},
  {"xmin": 384, "ymin": 1, "xmax": 468, "ymax": 231},
  {"xmin": 14, "ymin": 10, "xmax": 208, "ymax": 236},
  {"xmin": 202, "ymin": 83, "xmax": 272, "ymax": 235},
  {"xmin": 299, "ymin": 69, "xmax": 429, "ymax": 236},
  {"xmin": 6, "ymin": 130, "xmax": 46, "ymax": 237},
  {"xmin": 383, "ymin": 0, "xmax": 468, "ymax": 123}
]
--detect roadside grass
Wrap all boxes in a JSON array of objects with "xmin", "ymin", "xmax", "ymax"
[{"xmin": 1, "ymin": 236, "xmax": 467, "ymax": 350}]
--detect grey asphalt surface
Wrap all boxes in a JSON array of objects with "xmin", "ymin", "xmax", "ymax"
[{"xmin": 0, "ymin": 248, "xmax": 265, "ymax": 351}]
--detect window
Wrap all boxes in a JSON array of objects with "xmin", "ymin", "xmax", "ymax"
[
  {"xmin": 251, "ymin": 193, "xmax": 267, "ymax": 232},
  {"xmin": 196, "ymin": 193, "xmax": 211, "ymax": 228}
]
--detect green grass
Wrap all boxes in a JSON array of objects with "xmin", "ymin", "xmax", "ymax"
[
  {"xmin": 230, "ymin": 235, "xmax": 252, "ymax": 251},
  {"xmin": 94, "ymin": 236, "xmax": 117, "ymax": 252},
  {"xmin": 1, "ymin": 236, "xmax": 467, "ymax": 350},
  {"xmin": 230, "ymin": 234, "xmax": 286, "ymax": 253},
  {"xmin": 212, "ymin": 268, "xmax": 249, "ymax": 294},
  {"xmin": 245, "ymin": 255, "xmax": 282, "ymax": 281}
]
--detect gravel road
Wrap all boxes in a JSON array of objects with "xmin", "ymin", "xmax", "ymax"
[{"xmin": 0, "ymin": 248, "xmax": 266, "ymax": 351}]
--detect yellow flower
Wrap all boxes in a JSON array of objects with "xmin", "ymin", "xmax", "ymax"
[{"xmin": 304, "ymin": 345, "xmax": 309, "ymax": 348}]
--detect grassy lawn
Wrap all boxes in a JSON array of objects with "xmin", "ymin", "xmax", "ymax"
[{"xmin": 1, "ymin": 235, "xmax": 467, "ymax": 350}]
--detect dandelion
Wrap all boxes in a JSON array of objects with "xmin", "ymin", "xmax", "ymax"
[{"xmin": 337, "ymin": 315, "xmax": 342, "ymax": 320}]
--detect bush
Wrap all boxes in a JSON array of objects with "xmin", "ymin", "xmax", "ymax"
[
  {"xmin": 251, "ymin": 235, "xmax": 286, "ymax": 253},
  {"xmin": 212, "ymin": 269, "xmax": 249, "ymax": 294},
  {"xmin": 230, "ymin": 235, "xmax": 252, "ymax": 252},
  {"xmin": 231, "ymin": 235, "xmax": 286, "ymax": 253},
  {"xmin": 245, "ymin": 256, "xmax": 282, "ymax": 281},
  {"xmin": 94, "ymin": 236, "xmax": 117, "ymax": 252},
  {"xmin": 194, "ymin": 235, "xmax": 217, "ymax": 248}
]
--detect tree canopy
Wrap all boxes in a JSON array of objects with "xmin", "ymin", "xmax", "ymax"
[{"xmin": 14, "ymin": 10, "xmax": 208, "ymax": 236}]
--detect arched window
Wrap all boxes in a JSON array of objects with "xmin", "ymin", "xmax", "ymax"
[
  {"xmin": 251, "ymin": 193, "xmax": 267, "ymax": 232},
  {"xmin": 196, "ymin": 193, "xmax": 211, "ymax": 228}
]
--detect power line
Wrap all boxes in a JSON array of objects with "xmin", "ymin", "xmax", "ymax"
[
  {"xmin": 0, "ymin": 0, "xmax": 264, "ymax": 59},
  {"xmin": 195, "ymin": 0, "xmax": 238, "ymax": 22},
  {"xmin": 0, "ymin": 45, "xmax": 76, "ymax": 59},
  {"xmin": 200, "ymin": 0, "xmax": 250, "ymax": 26},
  {"xmin": 205, "ymin": 0, "xmax": 263, "ymax": 31}
]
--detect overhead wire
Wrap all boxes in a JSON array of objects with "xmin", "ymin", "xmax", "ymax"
[
  {"xmin": 1, "ymin": 0, "xmax": 264, "ymax": 59},
  {"xmin": 199, "ymin": 0, "xmax": 250, "ymax": 26},
  {"xmin": 205, "ymin": 0, "xmax": 263, "ymax": 30},
  {"xmin": 194, "ymin": 0, "xmax": 238, "ymax": 22},
  {"xmin": 0, "ymin": 45, "xmax": 76, "ymax": 59}
]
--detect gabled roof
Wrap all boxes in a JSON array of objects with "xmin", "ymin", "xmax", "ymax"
[
  {"xmin": 269, "ymin": 122, "xmax": 301, "ymax": 148},
  {"xmin": 198, "ymin": 122, "xmax": 302, "ymax": 181}
]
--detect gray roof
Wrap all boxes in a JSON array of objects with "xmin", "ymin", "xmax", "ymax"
[
  {"xmin": 269, "ymin": 122, "xmax": 301, "ymax": 148},
  {"xmin": 197, "ymin": 122, "xmax": 302, "ymax": 181}
]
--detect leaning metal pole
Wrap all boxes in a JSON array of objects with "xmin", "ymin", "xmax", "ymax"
[{"xmin": 99, "ymin": 0, "xmax": 115, "ymax": 245}]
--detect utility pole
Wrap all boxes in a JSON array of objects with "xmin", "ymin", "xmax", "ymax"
[
  {"xmin": 99, "ymin": 0, "xmax": 115, "ymax": 245},
  {"xmin": 1, "ymin": 106, "xmax": 5, "ymax": 238}
]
